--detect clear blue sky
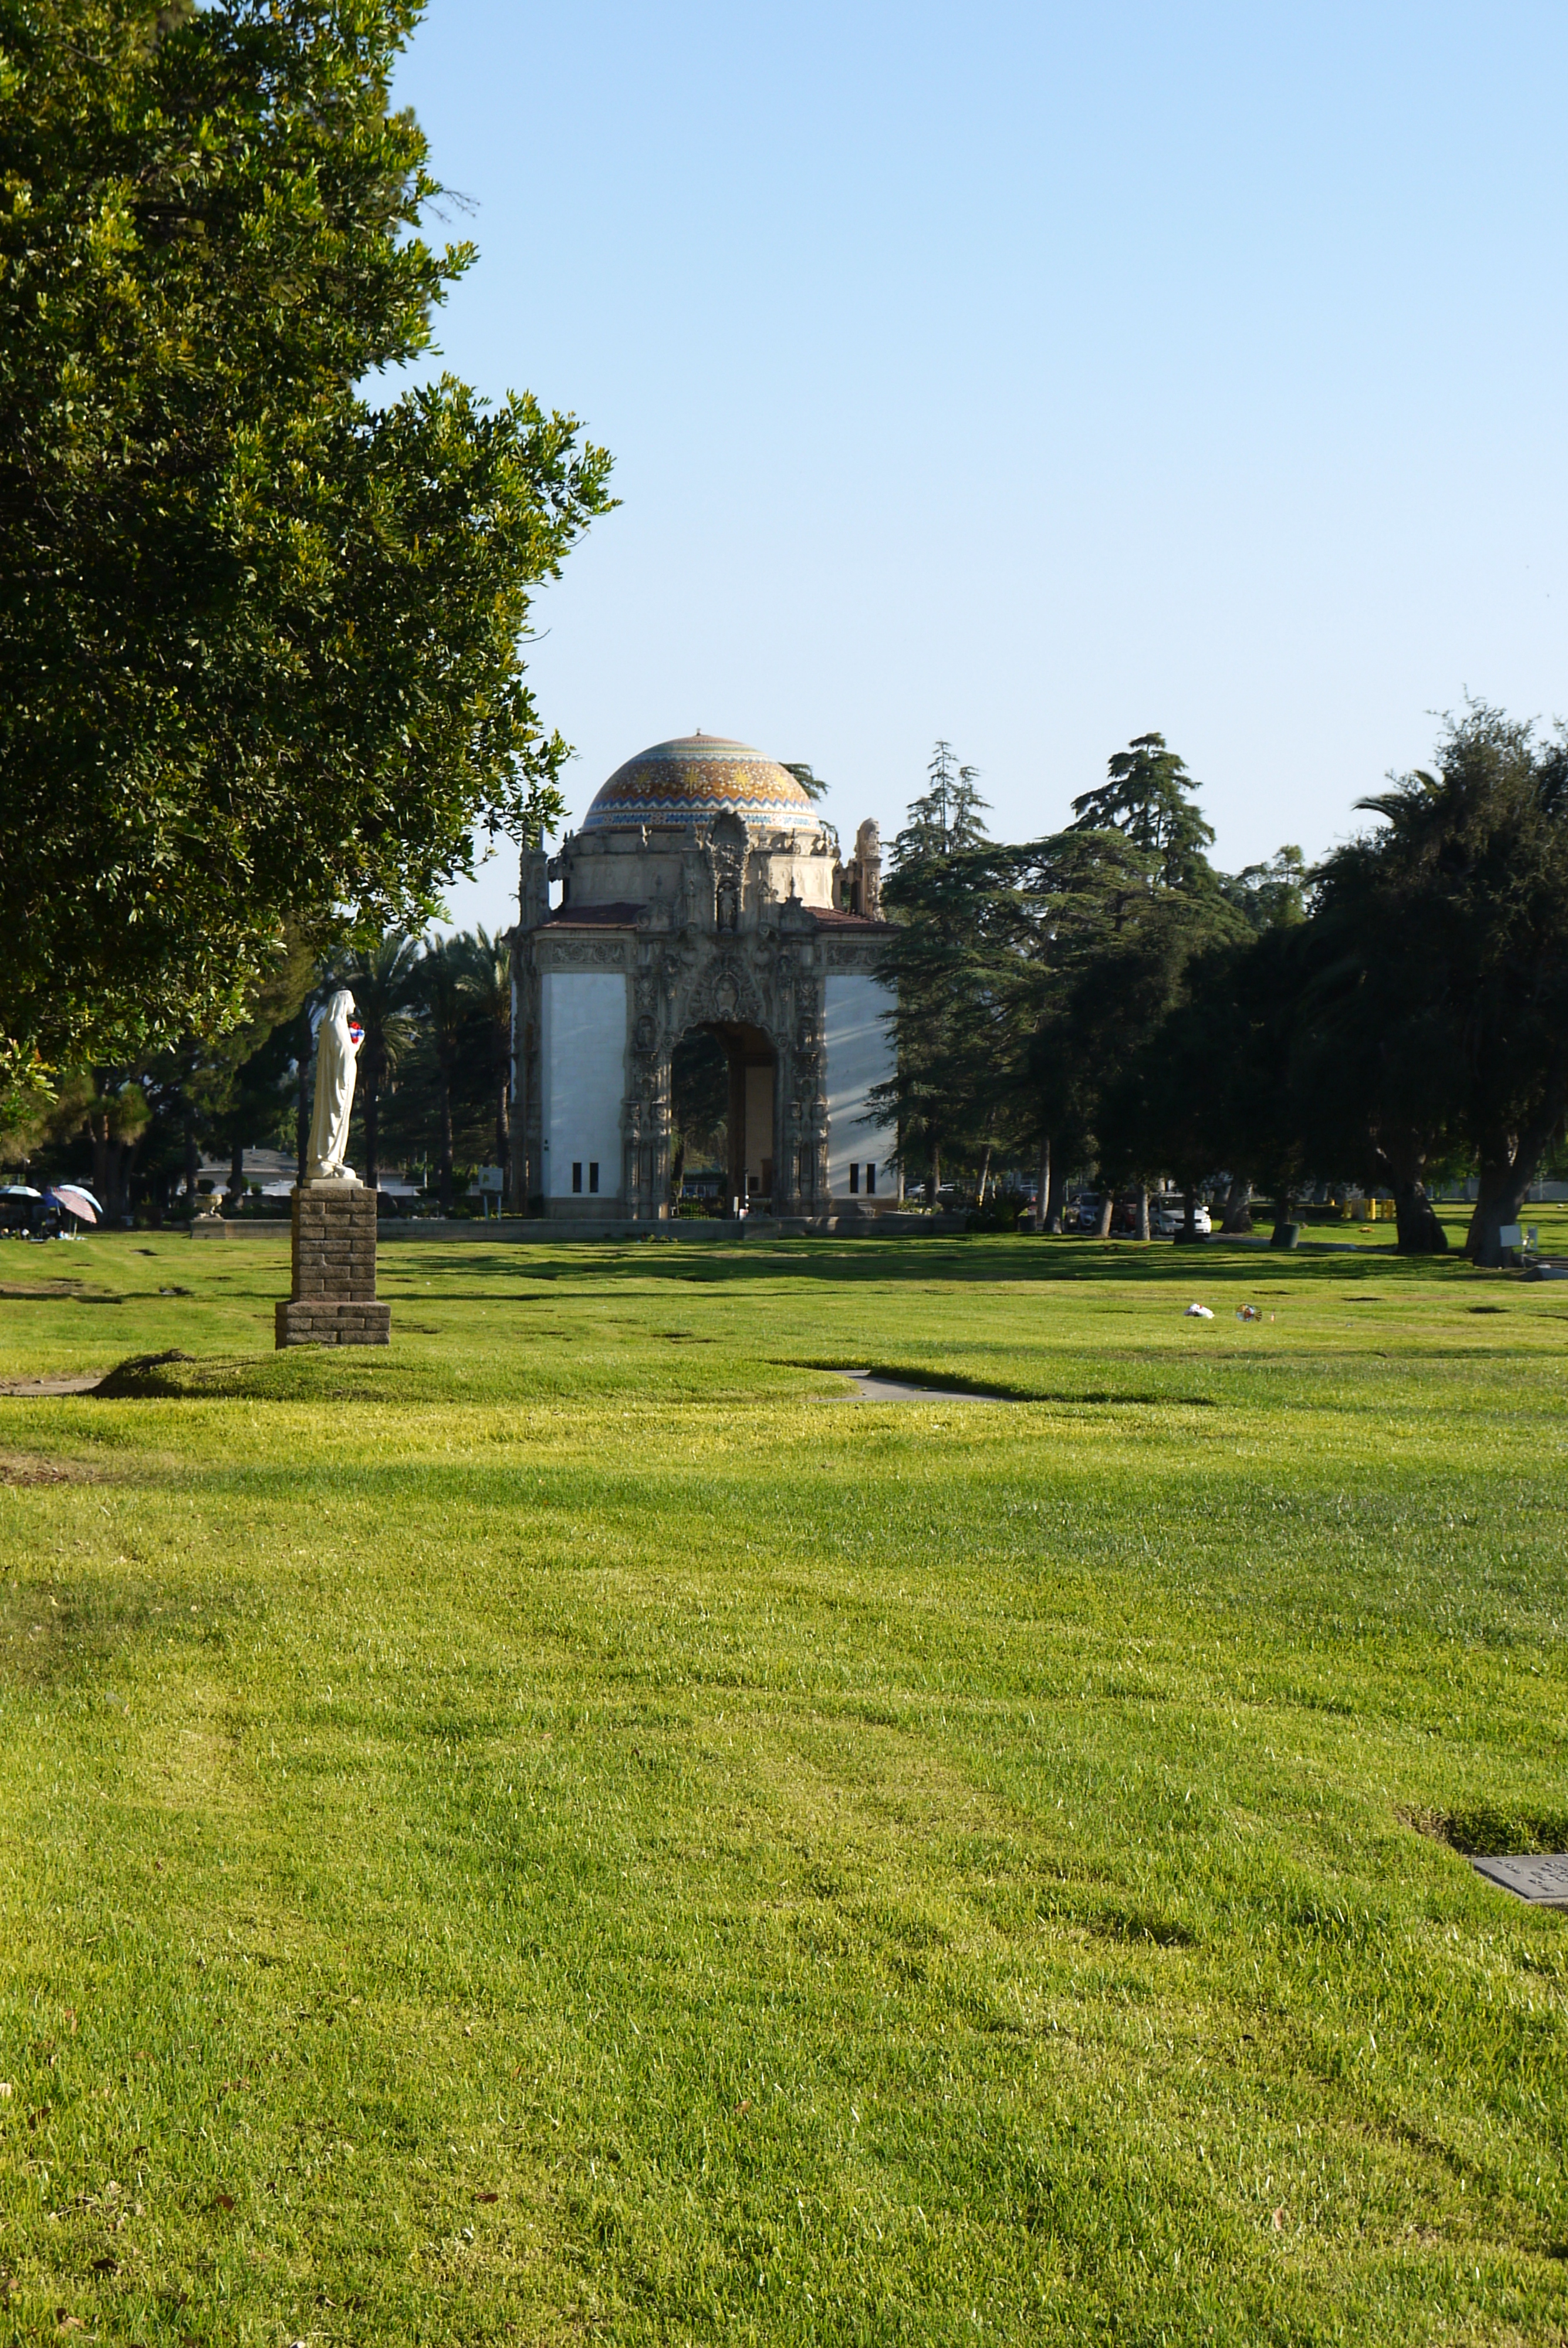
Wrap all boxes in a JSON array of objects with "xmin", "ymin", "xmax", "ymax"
[{"xmin": 390, "ymin": 2, "xmax": 1568, "ymax": 934}]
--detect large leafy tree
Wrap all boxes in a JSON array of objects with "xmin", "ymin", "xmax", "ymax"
[
  {"xmin": 1286, "ymin": 866, "xmax": 1460, "ymax": 1255},
  {"xmin": 1127, "ymin": 920, "xmax": 1314, "ymax": 1244},
  {"xmin": 1219, "ymin": 846, "xmax": 1308, "ymax": 935},
  {"xmin": 1312, "ymin": 706, "xmax": 1568, "ymax": 1264},
  {"xmin": 0, "ymin": 0, "xmax": 612, "ymax": 1089},
  {"xmin": 1109, "ymin": 848, "xmax": 1312, "ymax": 1242}
]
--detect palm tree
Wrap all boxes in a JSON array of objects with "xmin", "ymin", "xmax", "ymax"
[
  {"xmin": 415, "ymin": 936, "xmax": 468, "ymax": 1215},
  {"xmin": 334, "ymin": 933, "xmax": 420, "ymax": 1190},
  {"xmin": 451, "ymin": 926, "xmax": 513, "ymax": 1200}
]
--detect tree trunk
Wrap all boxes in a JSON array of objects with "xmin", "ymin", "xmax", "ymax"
[
  {"xmin": 925, "ymin": 1139, "xmax": 941, "ymax": 1210},
  {"xmin": 1269, "ymin": 1188, "xmax": 1296, "ymax": 1248},
  {"xmin": 1221, "ymin": 1175, "xmax": 1252, "ymax": 1234},
  {"xmin": 437, "ymin": 1065, "xmax": 454, "ymax": 1215},
  {"xmin": 1045, "ymin": 1157, "xmax": 1067, "ymax": 1234},
  {"xmin": 183, "ymin": 1102, "xmax": 200, "ymax": 1207},
  {"xmin": 1135, "ymin": 1185, "xmax": 1150, "ymax": 1242},
  {"xmin": 1393, "ymin": 1180, "xmax": 1448, "ymax": 1255},
  {"xmin": 228, "ymin": 1133, "xmax": 245, "ymax": 1206},
  {"xmin": 1181, "ymin": 1182, "xmax": 1198, "ymax": 1242},
  {"xmin": 1094, "ymin": 1187, "xmax": 1114, "ymax": 1238},
  {"xmin": 976, "ymin": 1145, "xmax": 993, "ymax": 1208},
  {"xmin": 1466, "ymin": 1156, "xmax": 1535, "ymax": 1267},
  {"xmin": 120, "ymin": 1134, "xmax": 144, "ymax": 1223},
  {"xmin": 104, "ymin": 1136, "xmax": 127, "ymax": 1220},
  {"xmin": 90, "ymin": 1112, "xmax": 110, "ymax": 1208},
  {"xmin": 1033, "ymin": 1134, "xmax": 1050, "ymax": 1233},
  {"xmin": 295, "ymin": 1041, "xmax": 310, "ymax": 1188}
]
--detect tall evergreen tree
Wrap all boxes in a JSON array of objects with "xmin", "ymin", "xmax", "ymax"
[
  {"xmin": 894, "ymin": 742, "xmax": 992, "ymax": 862},
  {"xmin": 876, "ymin": 747, "xmax": 1026, "ymax": 1203},
  {"xmin": 1022, "ymin": 737, "xmax": 1241, "ymax": 1233},
  {"xmin": 1069, "ymin": 734, "xmax": 1216, "ymax": 891},
  {"xmin": 1014, "ymin": 826, "xmax": 1165, "ymax": 1229}
]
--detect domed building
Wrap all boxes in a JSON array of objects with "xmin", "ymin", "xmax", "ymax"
[{"xmin": 513, "ymin": 734, "xmax": 895, "ymax": 1222}]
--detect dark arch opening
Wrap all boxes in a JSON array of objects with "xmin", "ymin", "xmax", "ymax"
[{"xmin": 671, "ymin": 1020, "xmax": 775, "ymax": 1212}]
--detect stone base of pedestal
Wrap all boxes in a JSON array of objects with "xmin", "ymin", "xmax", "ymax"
[
  {"xmin": 275, "ymin": 1179, "xmax": 390, "ymax": 1348},
  {"xmin": 275, "ymin": 1298, "xmax": 391, "ymax": 1347}
]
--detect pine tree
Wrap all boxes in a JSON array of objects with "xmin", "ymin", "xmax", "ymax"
[
  {"xmin": 1069, "ymin": 734, "xmax": 1216, "ymax": 892},
  {"xmin": 876, "ymin": 746, "xmax": 1029, "ymax": 1203}
]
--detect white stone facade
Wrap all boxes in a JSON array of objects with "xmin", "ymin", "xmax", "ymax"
[
  {"xmin": 511, "ymin": 737, "xmax": 896, "ymax": 1220},
  {"xmin": 537, "ymin": 971, "xmax": 627, "ymax": 1205}
]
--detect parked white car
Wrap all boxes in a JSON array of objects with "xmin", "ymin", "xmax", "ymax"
[{"xmin": 1152, "ymin": 1199, "xmax": 1212, "ymax": 1237}]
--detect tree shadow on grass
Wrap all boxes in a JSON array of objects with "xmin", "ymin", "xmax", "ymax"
[{"xmin": 371, "ymin": 1234, "xmax": 1461, "ymax": 1294}]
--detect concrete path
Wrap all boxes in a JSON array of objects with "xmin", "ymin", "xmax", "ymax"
[{"xmin": 0, "ymin": 1374, "xmax": 103, "ymax": 1396}]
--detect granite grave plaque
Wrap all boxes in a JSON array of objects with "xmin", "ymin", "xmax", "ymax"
[{"xmin": 1469, "ymin": 1853, "xmax": 1568, "ymax": 1908}]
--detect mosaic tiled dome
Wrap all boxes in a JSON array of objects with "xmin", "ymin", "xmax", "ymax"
[{"xmin": 581, "ymin": 735, "xmax": 817, "ymax": 832}]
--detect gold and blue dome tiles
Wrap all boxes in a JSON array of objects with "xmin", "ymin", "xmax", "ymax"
[{"xmin": 581, "ymin": 736, "xmax": 817, "ymax": 833}]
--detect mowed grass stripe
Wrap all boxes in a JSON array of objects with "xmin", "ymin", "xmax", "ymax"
[{"xmin": 0, "ymin": 1234, "xmax": 1564, "ymax": 2342}]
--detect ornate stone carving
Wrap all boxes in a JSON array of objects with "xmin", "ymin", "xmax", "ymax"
[
  {"xmin": 853, "ymin": 819, "xmax": 883, "ymax": 919},
  {"xmin": 542, "ymin": 939, "xmax": 628, "ymax": 968},
  {"xmin": 709, "ymin": 811, "xmax": 746, "ymax": 936},
  {"xmin": 519, "ymin": 848, "xmax": 551, "ymax": 933},
  {"xmin": 518, "ymin": 774, "xmax": 891, "ymax": 1219},
  {"xmin": 680, "ymin": 949, "xmax": 766, "ymax": 1036}
]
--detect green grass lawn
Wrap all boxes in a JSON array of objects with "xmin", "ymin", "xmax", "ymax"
[{"xmin": 1, "ymin": 1227, "xmax": 1565, "ymax": 2344}]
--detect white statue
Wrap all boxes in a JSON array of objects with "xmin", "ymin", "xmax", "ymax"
[{"xmin": 307, "ymin": 989, "xmax": 361, "ymax": 1182}]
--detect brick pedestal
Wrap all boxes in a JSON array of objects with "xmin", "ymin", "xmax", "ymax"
[{"xmin": 274, "ymin": 1180, "xmax": 390, "ymax": 1347}]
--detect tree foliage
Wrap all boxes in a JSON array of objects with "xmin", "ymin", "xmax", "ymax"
[
  {"xmin": 1016, "ymin": 738, "xmax": 1247, "ymax": 1229},
  {"xmin": 0, "ymin": 0, "xmax": 613, "ymax": 1086},
  {"xmin": 1069, "ymin": 732, "xmax": 1216, "ymax": 891},
  {"xmin": 876, "ymin": 746, "xmax": 1030, "ymax": 1199},
  {"xmin": 1309, "ymin": 706, "xmax": 1568, "ymax": 1261}
]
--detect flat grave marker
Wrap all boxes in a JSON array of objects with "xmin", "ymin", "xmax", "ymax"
[{"xmin": 1469, "ymin": 1853, "xmax": 1568, "ymax": 1908}]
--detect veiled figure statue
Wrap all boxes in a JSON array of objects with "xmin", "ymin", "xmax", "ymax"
[{"xmin": 307, "ymin": 989, "xmax": 361, "ymax": 1181}]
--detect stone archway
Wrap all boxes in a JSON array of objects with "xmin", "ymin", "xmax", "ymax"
[{"xmin": 674, "ymin": 1018, "xmax": 776, "ymax": 1212}]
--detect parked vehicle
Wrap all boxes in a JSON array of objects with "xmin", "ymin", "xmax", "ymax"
[
  {"xmin": 1151, "ymin": 1199, "xmax": 1212, "ymax": 1237},
  {"xmin": 1074, "ymin": 1193, "xmax": 1143, "ymax": 1234}
]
